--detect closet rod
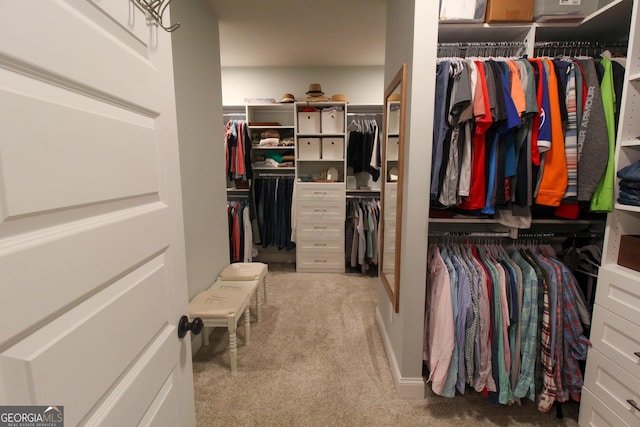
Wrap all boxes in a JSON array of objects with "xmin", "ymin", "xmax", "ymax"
[
  {"xmin": 346, "ymin": 194, "xmax": 380, "ymax": 199},
  {"xmin": 429, "ymin": 231, "xmax": 512, "ymax": 238}
]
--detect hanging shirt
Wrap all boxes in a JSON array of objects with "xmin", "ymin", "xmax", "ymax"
[{"xmin": 590, "ymin": 58, "xmax": 616, "ymax": 212}]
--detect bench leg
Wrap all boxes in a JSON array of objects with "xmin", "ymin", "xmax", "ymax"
[
  {"xmin": 227, "ymin": 316, "xmax": 237, "ymax": 375},
  {"xmin": 244, "ymin": 306, "xmax": 250, "ymax": 345},
  {"xmin": 202, "ymin": 327, "xmax": 210, "ymax": 346},
  {"xmin": 263, "ymin": 276, "xmax": 268, "ymax": 304},
  {"xmin": 255, "ymin": 287, "xmax": 262, "ymax": 322}
]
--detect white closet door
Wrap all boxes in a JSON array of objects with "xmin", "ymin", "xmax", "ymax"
[{"xmin": 0, "ymin": 1, "xmax": 195, "ymax": 426}]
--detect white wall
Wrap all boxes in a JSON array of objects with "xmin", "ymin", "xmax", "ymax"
[
  {"xmin": 376, "ymin": 0, "xmax": 438, "ymax": 398},
  {"xmin": 221, "ymin": 66, "xmax": 385, "ymax": 105},
  {"xmin": 171, "ymin": 0, "xmax": 229, "ymax": 300}
]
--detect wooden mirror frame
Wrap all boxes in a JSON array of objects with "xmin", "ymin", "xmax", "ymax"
[{"xmin": 379, "ymin": 64, "xmax": 407, "ymax": 313}]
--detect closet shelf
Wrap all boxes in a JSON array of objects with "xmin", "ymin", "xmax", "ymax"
[
  {"xmin": 619, "ymin": 139, "xmax": 640, "ymax": 147},
  {"xmin": 614, "ymin": 203, "xmax": 640, "ymax": 213},
  {"xmin": 429, "ymin": 218, "xmax": 601, "ymax": 225},
  {"xmin": 628, "ymin": 72, "xmax": 640, "ymax": 82},
  {"xmin": 252, "ymin": 166, "xmax": 295, "ymax": 171},
  {"xmin": 296, "ymin": 133, "xmax": 345, "ymax": 137},
  {"xmin": 249, "ymin": 125, "xmax": 294, "ymax": 129},
  {"xmin": 251, "ymin": 146, "xmax": 295, "ymax": 150}
]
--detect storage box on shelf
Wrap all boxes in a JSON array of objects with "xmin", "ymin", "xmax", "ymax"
[
  {"xmin": 534, "ymin": 0, "xmax": 599, "ymax": 22},
  {"xmin": 484, "ymin": 0, "xmax": 533, "ymax": 22}
]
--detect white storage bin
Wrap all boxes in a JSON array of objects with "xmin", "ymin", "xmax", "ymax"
[
  {"xmin": 534, "ymin": 0, "xmax": 598, "ymax": 22},
  {"xmin": 298, "ymin": 112, "xmax": 320, "ymax": 134},
  {"xmin": 439, "ymin": 0, "xmax": 487, "ymax": 22},
  {"xmin": 321, "ymin": 137, "xmax": 344, "ymax": 160},
  {"xmin": 321, "ymin": 109, "xmax": 344, "ymax": 133},
  {"xmin": 386, "ymin": 136, "xmax": 399, "ymax": 161},
  {"xmin": 387, "ymin": 106, "xmax": 400, "ymax": 135},
  {"xmin": 298, "ymin": 138, "xmax": 321, "ymax": 160}
]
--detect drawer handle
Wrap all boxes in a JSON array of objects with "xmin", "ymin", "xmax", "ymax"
[
  {"xmin": 634, "ymin": 351, "xmax": 640, "ymax": 359},
  {"xmin": 314, "ymin": 243, "xmax": 327, "ymax": 247},
  {"xmin": 314, "ymin": 259, "xmax": 327, "ymax": 263},
  {"xmin": 313, "ymin": 209, "xmax": 327, "ymax": 213},
  {"xmin": 314, "ymin": 226, "xmax": 327, "ymax": 230},
  {"xmin": 628, "ymin": 399, "xmax": 640, "ymax": 412},
  {"xmin": 313, "ymin": 191, "xmax": 327, "ymax": 195}
]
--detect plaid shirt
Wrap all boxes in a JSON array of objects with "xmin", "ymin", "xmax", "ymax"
[
  {"xmin": 510, "ymin": 250, "xmax": 539, "ymax": 401},
  {"xmin": 554, "ymin": 258, "xmax": 591, "ymax": 401}
]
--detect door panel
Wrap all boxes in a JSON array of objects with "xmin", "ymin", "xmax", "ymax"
[{"xmin": 0, "ymin": 1, "xmax": 195, "ymax": 425}]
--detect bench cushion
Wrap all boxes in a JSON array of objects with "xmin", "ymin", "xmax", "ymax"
[
  {"xmin": 188, "ymin": 287, "xmax": 251, "ymax": 318},
  {"xmin": 219, "ymin": 263, "xmax": 267, "ymax": 281}
]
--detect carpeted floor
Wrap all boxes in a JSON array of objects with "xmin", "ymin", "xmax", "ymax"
[{"xmin": 192, "ymin": 264, "xmax": 580, "ymax": 426}]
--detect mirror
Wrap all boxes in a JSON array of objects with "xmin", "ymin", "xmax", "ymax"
[{"xmin": 380, "ymin": 64, "xmax": 406, "ymax": 313}]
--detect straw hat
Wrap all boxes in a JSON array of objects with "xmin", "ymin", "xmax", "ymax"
[
  {"xmin": 279, "ymin": 93, "xmax": 296, "ymax": 103},
  {"xmin": 304, "ymin": 83, "xmax": 329, "ymax": 101},
  {"xmin": 330, "ymin": 93, "xmax": 348, "ymax": 103},
  {"xmin": 388, "ymin": 93, "xmax": 401, "ymax": 102},
  {"xmin": 306, "ymin": 83, "xmax": 324, "ymax": 96}
]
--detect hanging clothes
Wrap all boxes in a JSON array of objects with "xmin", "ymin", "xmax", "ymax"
[
  {"xmin": 346, "ymin": 198, "xmax": 380, "ymax": 273},
  {"xmin": 430, "ymin": 54, "xmax": 624, "ymax": 222},
  {"xmin": 253, "ymin": 176, "xmax": 295, "ymax": 250},
  {"xmin": 424, "ymin": 239, "xmax": 591, "ymax": 412},
  {"xmin": 226, "ymin": 200, "xmax": 253, "ymax": 263},
  {"xmin": 225, "ymin": 120, "xmax": 253, "ymax": 182},
  {"xmin": 346, "ymin": 118, "xmax": 381, "ymax": 181}
]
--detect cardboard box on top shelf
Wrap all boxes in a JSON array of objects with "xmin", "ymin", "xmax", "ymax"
[{"xmin": 485, "ymin": 0, "xmax": 534, "ymax": 22}]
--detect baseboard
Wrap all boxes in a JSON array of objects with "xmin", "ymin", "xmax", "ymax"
[{"xmin": 375, "ymin": 307, "xmax": 426, "ymax": 399}]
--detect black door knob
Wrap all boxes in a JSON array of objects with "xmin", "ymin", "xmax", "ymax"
[{"xmin": 178, "ymin": 315, "xmax": 203, "ymax": 339}]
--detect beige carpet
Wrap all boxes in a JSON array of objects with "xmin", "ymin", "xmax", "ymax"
[{"xmin": 193, "ymin": 264, "xmax": 580, "ymax": 426}]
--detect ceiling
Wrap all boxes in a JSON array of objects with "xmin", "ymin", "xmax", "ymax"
[{"xmin": 206, "ymin": 0, "xmax": 388, "ymax": 67}]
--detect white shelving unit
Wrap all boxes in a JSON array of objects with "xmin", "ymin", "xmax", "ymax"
[
  {"xmin": 579, "ymin": 1, "xmax": 640, "ymax": 424},
  {"xmin": 294, "ymin": 101, "xmax": 348, "ymax": 273},
  {"xmin": 245, "ymin": 103, "xmax": 296, "ymax": 177}
]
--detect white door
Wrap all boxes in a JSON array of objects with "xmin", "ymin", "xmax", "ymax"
[{"xmin": 0, "ymin": 1, "xmax": 196, "ymax": 426}]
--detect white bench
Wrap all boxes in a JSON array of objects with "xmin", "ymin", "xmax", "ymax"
[
  {"xmin": 219, "ymin": 263, "xmax": 269, "ymax": 321},
  {"xmin": 188, "ymin": 285, "xmax": 253, "ymax": 375}
]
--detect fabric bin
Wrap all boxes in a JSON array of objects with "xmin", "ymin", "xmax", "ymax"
[
  {"xmin": 387, "ymin": 107, "xmax": 400, "ymax": 135},
  {"xmin": 534, "ymin": 0, "xmax": 598, "ymax": 22},
  {"xmin": 298, "ymin": 112, "xmax": 320, "ymax": 134},
  {"xmin": 321, "ymin": 109, "xmax": 344, "ymax": 133},
  {"xmin": 321, "ymin": 137, "xmax": 344, "ymax": 160},
  {"xmin": 386, "ymin": 136, "xmax": 399, "ymax": 161},
  {"xmin": 298, "ymin": 138, "xmax": 321, "ymax": 160}
]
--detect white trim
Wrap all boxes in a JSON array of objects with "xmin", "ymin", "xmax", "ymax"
[{"xmin": 375, "ymin": 307, "xmax": 426, "ymax": 399}]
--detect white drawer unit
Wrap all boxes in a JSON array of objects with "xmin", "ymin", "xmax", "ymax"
[
  {"xmin": 589, "ymin": 305, "xmax": 640, "ymax": 380},
  {"xmin": 296, "ymin": 183, "xmax": 345, "ymax": 202},
  {"xmin": 579, "ymin": 388, "xmax": 630, "ymax": 427},
  {"xmin": 295, "ymin": 183, "xmax": 345, "ymax": 273},
  {"xmin": 594, "ymin": 266, "xmax": 640, "ymax": 325},
  {"xmin": 296, "ymin": 252, "xmax": 345, "ymax": 273},
  {"xmin": 296, "ymin": 200, "xmax": 345, "ymax": 224},
  {"xmin": 583, "ymin": 349, "xmax": 640, "ymax": 426}
]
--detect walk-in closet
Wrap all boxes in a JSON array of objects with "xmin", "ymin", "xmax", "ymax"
[{"xmin": 200, "ymin": 0, "xmax": 640, "ymax": 425}]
